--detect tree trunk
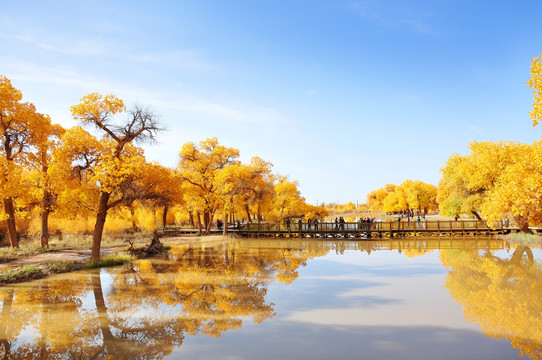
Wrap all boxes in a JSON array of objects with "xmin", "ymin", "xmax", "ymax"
[
  {"xmin": 40, "ymin": 189, "xmax": 53, "ymax": 248},
  {"xmin": 188, "ymin": 211, "xmax": 194, "ymax": 227},
  {"xmin": 162, "ymin": 204, "xmax": 169, "ymax": 232},
  {"xmin": 514, "ymin": 215, "xmax": 533, "ymax": 234},
  {"xmin": 92, "ymin": 191, "xmax": 110, "ymax": 260},
  {"xmin": 39, "ymin": 160, "xmax": 52, "ymax": 249},
  {"xmin": 205, "ymin": 210, "xmax": 214, "ymax": 235},
  {"xmin": 203, "ymin": 210, "xmax": 209, "ymax": 234},
  {"xmin": 471, "ymin": 211, "xmax": 483, "ymax": 221},
  {"xmin": 129, "ymin": 206, "xmax": 139, "ymax": 233},
  {"xmin": 245, "ymin": 204, "xmax": 252, "ymax": 223},
  {"xmin": 196, "ymin": 211, "xmax": 203, "ymax": 235},
  {"xmin": 3, "ymin": 197, "xmax": 18, "ymax": 248},
  {"xmin": 40, "ymin": 207, "xmax": 50, "ymax": 248},
  {"xmin": 223, "ymin": 212, "xmax": 229, "ymax": 236}
]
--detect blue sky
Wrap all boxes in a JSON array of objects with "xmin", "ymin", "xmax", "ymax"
[{"xmin": 2, "ymin": 0, "xmax": 542, "ymax": 204}]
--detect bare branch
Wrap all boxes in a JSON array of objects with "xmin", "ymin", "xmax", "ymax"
[{"xmin": 122, "ymin": 105, "xmax": 163, "ymax": 145}]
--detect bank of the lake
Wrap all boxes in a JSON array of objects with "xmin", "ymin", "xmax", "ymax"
[{"xmin": 0, "ymin": 235, "xmax": 232, "ymax": 285}]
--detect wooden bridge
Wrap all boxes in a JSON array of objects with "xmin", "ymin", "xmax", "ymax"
[{"xmin": 236, "ymin": 220, "xmax": 523, "ymax": 238}]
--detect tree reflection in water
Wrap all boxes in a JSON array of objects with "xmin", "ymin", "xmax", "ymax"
[
  {"xmin": 0, "ymin": 242, "xmax": 325, "ymax": 359},
  {"xmin": 441, "ymin": 245, "xmax": 542, "ymax": 359},
  {"xmin": 0, "ymin": 238, "xmax": 540, "ymax": 359}
]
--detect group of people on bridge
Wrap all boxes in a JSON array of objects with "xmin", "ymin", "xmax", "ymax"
[{"xmin": 281, "ymin": 217, "xmax": 378, "ymax": 231}]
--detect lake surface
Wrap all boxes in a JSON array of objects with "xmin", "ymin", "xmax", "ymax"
[{"xmin": 0, "ymin": 237, "xmax": 541, "ymax": 359}]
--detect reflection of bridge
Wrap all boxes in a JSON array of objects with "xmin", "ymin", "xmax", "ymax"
[
  {"xmin": 237, "ymin": 220, "xmax": 522, "ymax": 238},
  {"xmin": 232, "ymin": 238, "xmax": 509, "ymax": 252}
]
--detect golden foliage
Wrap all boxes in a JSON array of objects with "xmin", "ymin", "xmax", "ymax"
[
  {"xmin": 367, "ymin": 180, "xmax": 437, "ymax": 213},
  {"xmin": 367, "ymin": 187, "xmax": 390, "ymax": 212},
  {"xmin": 442, "ymin": 246, "xmax": 542, "ymax": 358},
  {"xmin": 527, "ymin": 53, "xmax": 542, "ymax": 126},
  {"xmin": 178, "ymin": 137, "xmax": 240, "ymax": 232},
  {"xmin": 0, "ymin": 76, "xmax": 334, "ymax": 245},
  {"xmin": 438, "ymin": 140, "xmax": 542, "ymax": 229},
  {"xmin": 70, "ymin": 92, "xmax": 125, "ymax": 126}
]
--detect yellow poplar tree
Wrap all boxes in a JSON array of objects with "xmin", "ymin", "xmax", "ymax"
[
  {"xmin": 437, "ymin": 141, "xmax": 521, "ymax": 221},
  {"xmin": 69, "ymin": 93, "xmax": 161, "ymax": 259},
  {"xmin": 482, "ymin": 140, "xmax": 542, "ymax": 232},
  {"xmin": 400, "ymin": 180, "xmax": 437, "ymax": 214},
  {"xmin": 178, "ymin": 137, "xmax": 240, "ymax": 235},
  {"xmin": 239, "ymin": 157, "xmax": 275, "ymax": 223},
  {"xmin": 382, "ymin": 187, "xmax": 408, "ymax": 213},
  {"xmin": 0, "ymin": 75, "xmax": 54, "ymax": 247},
  {"xmin": 26, "ymin": 121, "xmax": 65, "ymax": 247},
  {"xmin": 138, "ymin": 162, "xmax": 183, "ymax": 231},
  {"xmin": 269, "ymin": 176, "xmax": 305, "ymax": 221},
  {"xmin": 366, "ymin": 184, "xmax": 395, "ymax": 212}
]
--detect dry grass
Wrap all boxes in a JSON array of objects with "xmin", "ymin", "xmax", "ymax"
[
  {"xmin": 499, "ymin": 232, "xmax": 542, "ymax": 246},
  {"xmin": 0, "ymin": 231, "xmax": 155, "ymax": 262},
  {"xmin": 0, "ymin": 261, "xmax": 90, "ymax": 284},
  {"xmin": 0, "ymin": 265, "xmax": 45, "ymax": 283}
]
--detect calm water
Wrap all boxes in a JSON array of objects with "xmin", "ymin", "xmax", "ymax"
[{"xmin": 0, "ymin": 237, "xmax": 541, "ymax": 359}]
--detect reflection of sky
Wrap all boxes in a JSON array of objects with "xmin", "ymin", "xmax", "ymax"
[
  {"xmin": 178, "ymin": 248, "xmax": 521, "ymax": 359},
  {"xmin": 277, "ymin": 250, "xmax": 476, "ymax": 329}
]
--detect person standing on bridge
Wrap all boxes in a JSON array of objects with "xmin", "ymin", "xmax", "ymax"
[{"xmin": 339, "ymin": 217, "xmax": 345, "ymax": 230}]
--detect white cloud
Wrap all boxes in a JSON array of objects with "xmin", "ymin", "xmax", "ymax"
[
  {"xmin": 4, "ymin": 30, "xmax": 214, "ymax": 72},
  {"xmin": 131, "ymin": 50, "xmax": 215, "ymax": 72},
  {"xmin": 347, "ymin": 1, "xmax": 438, "ymax": 36},
  {"xmin": 0, "ymin": 59, "xmax": 293, "ymax": 127},
  {"xmin": 283, "ymin": 274, "xmax": 478, "ymax": 330}
]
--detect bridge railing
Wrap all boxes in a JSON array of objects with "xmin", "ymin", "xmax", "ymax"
[
  {"xmin": 374, "ymin": 220, "xmax": 493, "ymax": 231},
  {"xmin": 241, "ymin": 222, "xmax": 371, "ymax": 232},
  {"xmin": 239, "ymin": 220, "xmax": 504, "ymax": 233}
]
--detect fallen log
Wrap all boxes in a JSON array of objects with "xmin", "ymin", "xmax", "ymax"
[{"xmin": 126, "ymin": 231, "xmax": 165, "ymax": 257}]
